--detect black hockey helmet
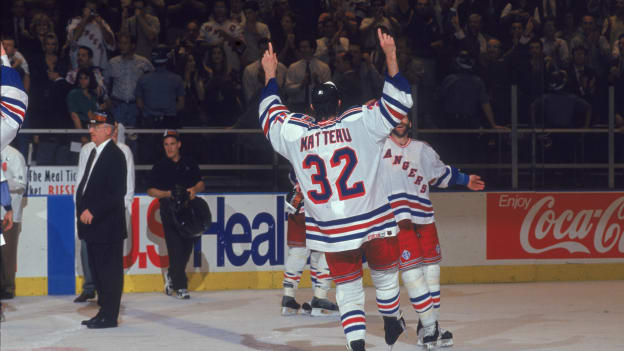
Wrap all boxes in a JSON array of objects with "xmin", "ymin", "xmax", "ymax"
[{"xmin": 311, "ymin": 81, "xmax": 340, "ymax": 119}]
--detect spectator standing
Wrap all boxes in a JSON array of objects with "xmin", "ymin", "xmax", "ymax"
[
  {"xmin": 603, "ymin": 0, "xmax": 624, "ymax": 51},
  {"xmin": 453, "ymin": 13, "xmax": 489, "ymax": 61},
  {"xmin": 481, "ymin": 38, "xmax": 513, "ymax": 126},
  {"xmin": 230, "ymin": 0, "xmax": 247, "ymax": 26},
  {"xmin": 272, "ymin": 11, "xmax": 300, "ymax": 68},
  {"xmin": 147, "ymin": 130, "xmax": 205, "ymax": 300},
  {"xmin": 241, "ymin": 1, "xmax": 271, "ymax": 67},
  {"xmin": 570, "ymin": 15, "xmax": 611, "ymax": 77},
  {"xmin": 198, "ymin": 0, "xmax": 246, "ymax": 72},
  {"xmin": 437, "ymin": 51, "xmax": 505, "ymax": 162},
  {"xmin": 121, "ymin": 0, "xmax": 161, "ymax": 60},
  {"xmin": 285, "ymin": 38, "xmax": 331, "ymax": 113},
  {"xmin": 66, "ymin": 0, "xmax": 115, "ymax": 74},
  {"xmin": 1, "ymin": 37, "xmax": 30, "ymax": 93},
  {"xmin": 135, "ymin": 45, "xmax": 185, "ymax": 130},
  {"xmin": 135, "ymin": 45, "xmax": 184, "ymax": 163},
  {"xmin": 164, "ymin": 0, "xmax": 208, "ymax": 45},
  {"xmin": 359, "ymin": 0, "xmax": 399, "ymax": 51},
  {"xmin": 540, "ymin": 18, "xmax": 569, "ymax": 68},
  {"xmin": 21, "ymin": 13, "xmax": 57, "ymax": 63},
  {"xmin": 29, "ymin": 33, "xmax": 74, "ymax": 165},
  {"xmin": 0, "ymin": 146, "xmax": 26, "ymax": 300},
  {"xmin": 242, "ymin": 38, "xmax": 287, "ymax": 105},
  {"xmin": 348, "ymin": 43, "xmax": 384, "ymax": 103},
  {"xmin": 1, "ymin": 0, "xmax": 29, "ymax": 49},
  {"xmin": 108, "ymin": 33, "xmax": 154, "ymax": 128},
  {"xmin": 315, "ymin": 15, "xmax": 350, "ymax": 69},
  {"xmin": 195, "ymin": 44, "xmax": 243, "ymax": 127},
  {"xmin": 65, "ymin": 46, "xmax": 108, "ymax": 105},
  {"xmin": 567, "ymin": 47, "xmax": 597, "ymax": 103},
  {"xmin": 332, "ymin": 51, "xmax": 363, "ymax": 109}
]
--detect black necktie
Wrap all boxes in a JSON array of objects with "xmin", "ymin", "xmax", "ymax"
[
  {"xmin": 77, "ymin": 149, "xmax": 97, "ymax": 202},
  {"xmin": 305, "ymin": 61, "xmax": 311, "ymax": 105}
]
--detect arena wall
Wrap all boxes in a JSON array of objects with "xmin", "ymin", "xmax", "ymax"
[{"xmin": 13, "ymin": 192, "xmax": 624, "ymax": 296}]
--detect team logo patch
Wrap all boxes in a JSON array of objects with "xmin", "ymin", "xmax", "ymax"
[
  {"xmin": 401, "ymin": 250, "xmax": 411, "ymax": 261},
  {"xmin": 436, "ymin": 244, "xmax": 440, "ymax": 254}
]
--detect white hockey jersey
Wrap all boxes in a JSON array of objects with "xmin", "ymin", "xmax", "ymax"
[
  {"xmin": 382, "ymin": 137, "xmax": 469, "ymax": 224},
  {"xmin": 259, "ymin": 73, "xmax": 413, "ymax": 252}
]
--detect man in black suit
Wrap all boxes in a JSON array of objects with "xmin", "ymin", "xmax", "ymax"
[{"xmin": 76, "ymin": 112, "xmax": 127, "ymax": 329}]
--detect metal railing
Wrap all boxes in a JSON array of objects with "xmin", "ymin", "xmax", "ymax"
[{"xmin": 17, "ymin": 87, "xmax": 622, "ymax": 190}]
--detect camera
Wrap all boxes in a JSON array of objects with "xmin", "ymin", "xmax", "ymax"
[{"xmin": 170, "ymin": 185, "xmax": 190, "ymax": 212}]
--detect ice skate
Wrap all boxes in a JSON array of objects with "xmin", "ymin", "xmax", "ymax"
[
  {"xmin": 176, "ymin": 289, "xmax": 190, "ymax": 299},
  {"xmin": 309, "ymin": 296, "xmax": 339, "ymax": 316},
  {"xmin": 383, "ymin": 310, "xmax": 406, "ymax": 349},
  {"xmin": 281, "ymin": 296, "xmax": 301, "ymax": 316},
  {"xmin": 418, "ymin": 321, "xmax": 440, "ymax": 349},
  {"xmin": 417, "ymin": 319, "xmax": 453, "ymax": 347},
  {"xmin": 346, "ymin": 339, "xmax": 365, "ymax": 351},
  {"xmin": 437, "ymin": 327, "xmax": 453, "ymax": 347}
]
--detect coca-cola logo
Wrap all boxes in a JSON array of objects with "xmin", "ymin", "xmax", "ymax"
[
  {"xmin": 520, "ymin": 196, "xmax": 624, "ymax": 254},
  {"xmin": 487, "ymin": 193, "xmax": 624, "ymax": 259}
]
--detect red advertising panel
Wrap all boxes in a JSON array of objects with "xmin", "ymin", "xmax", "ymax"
[{"xmin": 487, "ymin": 193, "xmax": 624, "ymax": 259}]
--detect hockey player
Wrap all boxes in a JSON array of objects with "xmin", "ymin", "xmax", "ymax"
[
  {"xmin": 281, "ymin": 171, "xmax": 339, "ymax": 316},
  {"xmin": 382, "ymin": 120, "xmax": 485, "ymax": 348},
  {"xmin": 259, "ymin": 29, "xmax": 412, "ymax": 351},
  {"xmin": 1, "ymin": 42, "xmax": 27, "ymax": 152}
]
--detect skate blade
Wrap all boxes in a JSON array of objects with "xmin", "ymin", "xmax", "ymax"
[
  {"xmin": 310, "ymin": 307, "xmax": 339, "ymax": 317},
  {"xmin": 437, "ymin": 339, "xmax": 453, "ymax": 347},
  {"xmin": 423, "ymin": 342, "xmax": 438, "ymax": 350},
  {"xmin": 281, "ymin": 307, "xmax": 299, "ymax": 316}
]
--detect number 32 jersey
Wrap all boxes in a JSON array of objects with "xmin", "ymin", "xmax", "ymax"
[{"xmin": 259, "ymin": 74, "xmax": 413, "ymax": 252}]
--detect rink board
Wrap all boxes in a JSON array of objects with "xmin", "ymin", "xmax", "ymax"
[{"xmin": 13, "ymin": 192, "xmax": 624, "ymax": 296}]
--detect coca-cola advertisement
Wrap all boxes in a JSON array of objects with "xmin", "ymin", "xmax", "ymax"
[{"xmin": 487, "ymin": 193, "xmax": 624, "ymax": 259}]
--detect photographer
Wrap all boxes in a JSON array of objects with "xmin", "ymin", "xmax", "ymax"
[
  {"xmin": 147, "ymin": 130, "xmax": 204, "ymax": 300},
  {"xmin": 66, "ymin": 0, "xmax": 115, "ymax": 74},
  {"xmin": 121, "ymin": 0, "xmax": 161, "ymax": 60}
]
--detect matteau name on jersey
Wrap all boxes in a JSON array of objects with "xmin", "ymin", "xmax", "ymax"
[{"xmin": 300, "ymin": 128, "xmax": 353, "ymax": 151}]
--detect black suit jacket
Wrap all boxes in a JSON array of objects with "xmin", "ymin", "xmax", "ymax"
[{"xmin": 76, "ymin": 140, "xmax": 128, "ymax": 243}]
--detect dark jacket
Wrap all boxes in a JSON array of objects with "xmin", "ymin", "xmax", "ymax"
[{"xmin": 76, "ymin": 140, "xmax": 128, "ymax": 243}]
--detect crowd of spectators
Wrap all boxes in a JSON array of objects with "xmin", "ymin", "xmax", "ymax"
[{"xmin": 2, "ymin": 0, "xmax": 623, "ymax": 175}]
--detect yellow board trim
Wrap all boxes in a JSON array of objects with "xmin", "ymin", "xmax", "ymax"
[
  {"xmin": 15, "ymin": 277, "xmax": 48, "ymax": 296},
  {"xmin": 19, "ymin": 263, "xmax": 624, "ymax": 296}
]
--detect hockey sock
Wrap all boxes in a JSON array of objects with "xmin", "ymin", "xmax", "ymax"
[
  {"xmin": 370, "ymin": 268, "xmax": 401, "ymax": 319},
  {"xmin": 310, "ymin": 251, "xmax": 331, "ymax": 299},
  {"xmin": 283, "ymin": 246, "xmax": 309, "ymax": 297},
  {"xmin": 424, "ymin": 264, "xmax": 441, "ymax": 320},
  {"xmin": 401, "ymin": 267, "xmax": 436, "ymax": 327},
  {"xmin": 336, "ymin": 278, "xmax": 366, "ymax": 344}
]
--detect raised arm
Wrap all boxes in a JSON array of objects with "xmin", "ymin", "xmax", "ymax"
[
  {"xmin": 378, "ymin": 28, "xmax": 399, "ymax": 77},
  {"xmin": 258, "ymin": 42, "xmax": 308, "ymax": 159},
  {"xmin": 262, "ymin": 42, "xmax": 278, "ymax": 86}
]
